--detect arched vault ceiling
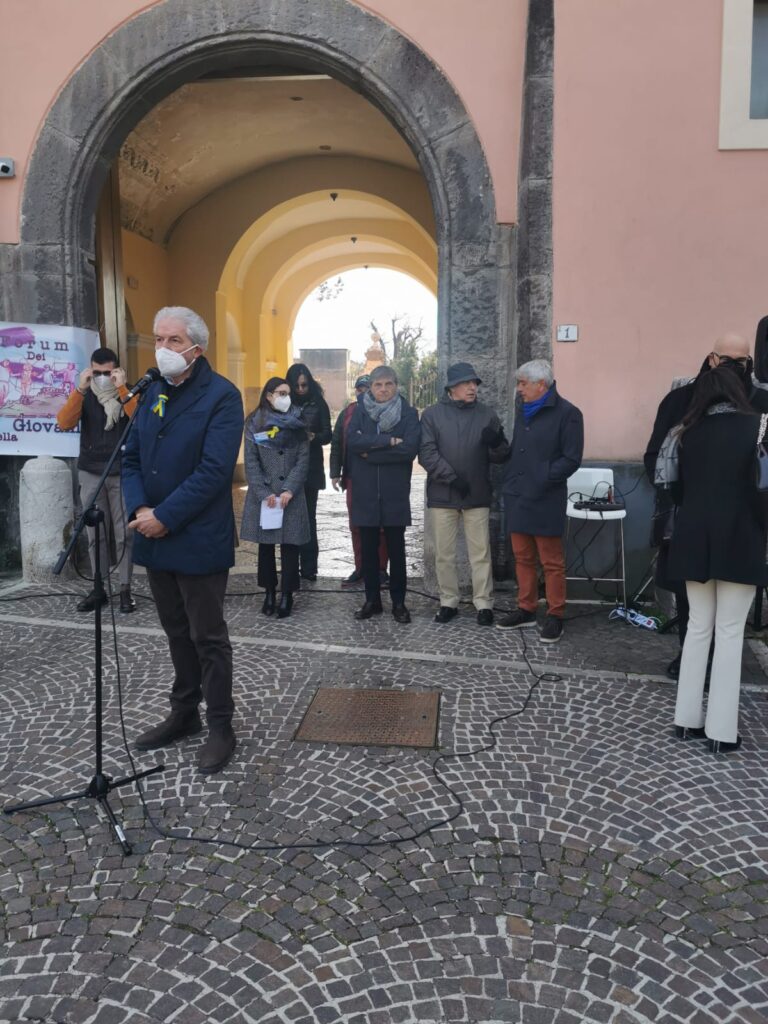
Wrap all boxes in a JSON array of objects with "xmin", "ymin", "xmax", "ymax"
[{"xmin": 120, "ymin": 76, "xmax": 419, "ymax": 243}]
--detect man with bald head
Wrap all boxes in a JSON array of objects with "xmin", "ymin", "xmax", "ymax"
[{"xmin": 645, "ymin": 332, "xmax": 767, "ymax": 678}]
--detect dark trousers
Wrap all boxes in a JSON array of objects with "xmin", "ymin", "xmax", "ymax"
[
  {"xmin": 299, "ymin": 486, "xmax": 319, "ymax": 576},
  {"xmin": 258, "ymin": 543, "xmax": 300, "ymax": 593},
  {"xmin": 346, "ymin": 483, "xmax": 388, "ymax": 572},
  {"xmin": 361, "ymin": 525, "xmax": 406, "ymax": 605},
  {"xmin": 146, "ymin": 569, "xmax": 234, "ymax": 727}
]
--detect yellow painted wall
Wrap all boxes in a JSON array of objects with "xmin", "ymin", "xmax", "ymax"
[
  {"xmin": 121, "ymin": 229, "xmax": 170, "ymax": 336},
  {"xmin": 162, "ymin": 160, "xmax": 435, "ymax": 392}
]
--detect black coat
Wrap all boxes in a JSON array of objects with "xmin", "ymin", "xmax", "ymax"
[
  {"xmin": 644, "ymin": 375, "xmax": 768, "ymax": 483},
  {"xmin": 347, "ymin": 396, "xmax": 421, "ymax": 527},
  {"xmin": 667, "ymin": 411, "xmax": 768, "ymax": 586},
  {"xmin": 502, "ymin": 386, "xmax": 584, "ymax": 536},
  {"xmin": 644, "ymin": 375, "xmax": 768, "ymax": 586},
  {"xmin": 297, "ymin": 395, "xmax": 331, "ymax": 491},
  {"xmin": 418, "ymin": 395, "xmax": 509, "ymax": 509}
]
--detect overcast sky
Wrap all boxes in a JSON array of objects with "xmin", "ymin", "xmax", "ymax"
[{"xmin": 292, "ymin": 268, "xmax": 437, "ymax": 363}]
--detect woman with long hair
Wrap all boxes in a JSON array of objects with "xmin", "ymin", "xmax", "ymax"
[
  {"xmin": 240, "ymin": 377, "xmax": 309, "ymax": 619},
  {"xmin": 286, "ymin": 362, "xmax": 332, "ymax": 581},
  {"xmin": 668, "ymin": 366, "xmax": 768, "ymax": 752}
]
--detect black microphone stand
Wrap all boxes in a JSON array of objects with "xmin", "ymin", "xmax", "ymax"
[{"xmin": 4, "ymin": 382, "xmax": 164, "ymax": 855}]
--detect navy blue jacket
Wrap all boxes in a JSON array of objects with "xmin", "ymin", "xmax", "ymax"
[
  {"xmin": 347, "ymin": 395, "xmax": 421, "ymax": 527},
  {"xmin": 502, "ymin": 386, "xmax": 584, "ymax": 536},
  {"xmin": 122, "ymin": 358, "xmax": 244, "ymax": 574}
]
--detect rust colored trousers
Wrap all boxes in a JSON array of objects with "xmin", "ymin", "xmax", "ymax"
[{"xmin": 510, "ymin": 533, "xmax": 567, "ymax": 618}]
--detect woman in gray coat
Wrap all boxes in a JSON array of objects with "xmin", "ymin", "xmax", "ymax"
[{"xmin": 241, "ymin": 377, "xmax": 310, "ymax": 618}]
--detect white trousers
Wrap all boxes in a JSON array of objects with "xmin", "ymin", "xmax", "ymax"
[
  {"xmin": 431, "ymin": 507, "xmax": 493, "ymax": 610},
  {"xmin": 674, "ymin": 579, "xmax": 753, "ymax": 743}
]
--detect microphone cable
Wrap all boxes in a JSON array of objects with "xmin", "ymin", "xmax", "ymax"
[{"xmin": 105, "ymin": 592, "xmax": 563, "ymax": 854}]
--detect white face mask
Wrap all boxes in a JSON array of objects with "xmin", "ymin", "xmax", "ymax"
[
  {"xmin": 272, "ymin": 394, "xmax": 291, "ymax": 413},
  {"xmin": 155, "ymin": 345, "xmax": 197, "ymax": 379},
  {"xmin": 91, "ymin": 374, "xmax": 112, "ymax": 391}
]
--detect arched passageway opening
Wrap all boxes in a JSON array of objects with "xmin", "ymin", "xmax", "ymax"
[{"xmin": 9, "ymin": 0, "xmax": 509, "ymax": 410}]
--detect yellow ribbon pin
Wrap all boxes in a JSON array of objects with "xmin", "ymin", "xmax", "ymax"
[{"xmin": 152, "ymin": 393, "xmax": 168, "ymax": 418}]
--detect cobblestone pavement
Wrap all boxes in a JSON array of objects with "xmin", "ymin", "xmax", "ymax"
[{"xmin": 1, "ymin": 496, "xmax": 768, "ymax": 1022}]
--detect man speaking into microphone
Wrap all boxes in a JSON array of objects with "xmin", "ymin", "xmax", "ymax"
[{"xmin": 122, "ymin": 306, "xmax": 244, "ymax": 775}]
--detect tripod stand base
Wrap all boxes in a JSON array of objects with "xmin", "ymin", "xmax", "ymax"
[{"xmin": 4, "ymin": 764, "xmax": 164, "ymax": 856}]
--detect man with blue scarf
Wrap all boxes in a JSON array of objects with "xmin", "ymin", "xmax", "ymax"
[{"xmin": 498, "ymin": 359, "xmax": 583, "ymax": 643}]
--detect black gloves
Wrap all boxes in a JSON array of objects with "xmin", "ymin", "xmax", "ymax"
[
  {"xmin": 481, "ymin": 425, "xmax": 505, "ymax": 448},
  {"xmin": 452, "ymin": 475, "xmax": 471, "ymax": 498}
]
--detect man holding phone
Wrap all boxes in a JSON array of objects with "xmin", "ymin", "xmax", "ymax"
[{"xmin": 56, "ymin": 346, "xmax": 137, "ymax": 613}]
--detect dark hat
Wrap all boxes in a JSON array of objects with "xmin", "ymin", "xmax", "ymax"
[
  {"xmin": 446, "ymin": 362, "xmax": 481, "ymax": 389},
  {"xmin": 354, "ymin": 374, "xmax": 371, "ymax": 389}
]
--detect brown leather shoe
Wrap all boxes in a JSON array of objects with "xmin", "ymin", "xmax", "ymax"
[{"xmin": 198, "ymin": 726, "xmax": 236, "ymax": 775}]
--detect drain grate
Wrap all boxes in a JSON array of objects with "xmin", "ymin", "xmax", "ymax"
[{"xmin": 294, "ymin": 688, "xmax": 440, "ymax": 748}]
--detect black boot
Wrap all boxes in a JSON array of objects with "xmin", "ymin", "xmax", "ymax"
[
  {"xmin": 392, "ymin": 604, "xmax": 411, "ymax": 624},
  {"xmin": 134, "ymin": 710, "xmax": 203, "ymax": 751},
  {"xmin": 707, "ymin": 735, "xmax": 742, "ymax": 754},
  {"xmin": 119, "ymin": 586, "xmax": 136, "ymax": 614},
  {"xmin": 77, "ymin": 588, "xmax": 109, "ymax": 613},
  {"xmin": 674, "ymin": 725, "xmax": 706, "ymax": 739},
  {"xmin": 198, "ymin": 724, "xmax": 236, "ymax": 775},
  {"xmin": 355, "ymin": 600, "xmax": 383, "ymax": 620},
  {"xmin": 276, "ymin": 592, "xmax": 293, "ymax": 618},
  {"xmin": 262, "ymin": 589, "xmax": 277, "ymax": 616}
]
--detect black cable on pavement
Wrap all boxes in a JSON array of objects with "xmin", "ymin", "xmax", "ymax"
[{"xmin": 106, "ymin": 585, "xmax": 562, "ymax": 854}]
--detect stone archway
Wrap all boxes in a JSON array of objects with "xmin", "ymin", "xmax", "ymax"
[{"xmin": 0, "ymin": 0, "xmax": 513, "ymax": 410}]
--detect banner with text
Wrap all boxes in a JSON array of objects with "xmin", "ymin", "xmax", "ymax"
[{"xmin": 0, "ymin": 322, "xmax": 99, "ymax": 457}]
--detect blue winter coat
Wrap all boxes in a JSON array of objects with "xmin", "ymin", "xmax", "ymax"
[
  {"xmin": 122, "ymin": 358, "xmax": 244, "ymax": 574},
  {"xmin": 502, "ymin": 385, "xmax": 584, "ymax": 536},
  {"xmin": 347, "ymin": 396, "xmax": 421, "ymax": 527}
]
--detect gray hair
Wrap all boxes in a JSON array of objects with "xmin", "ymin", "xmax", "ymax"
[
  {"xmin": 153, "ymin": 306, "xmax": 209, "ymax": 350},
  {"xmin": 370, "ymin": 365, "xmax": 398, "ymax": 386},
  {"xmin": 516, "ymin": 359, "xmax": 553, "ymax": 387}
]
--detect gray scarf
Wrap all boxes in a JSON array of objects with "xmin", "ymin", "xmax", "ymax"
[
  {"xmin": 91, "ymin": 378, "xmax": 122, "ymax": 431},
  {"xmin": 363, "ymin": 390, "xmax": 402, "ymax": 433}
]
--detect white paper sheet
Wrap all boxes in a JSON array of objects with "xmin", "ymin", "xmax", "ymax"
[{"xmin": 260, "ymin": 499, "xmax": 284, "ymax": 530}]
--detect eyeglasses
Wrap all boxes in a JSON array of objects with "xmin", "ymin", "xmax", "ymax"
[
  {"xmin": 712, "ymin": 353, "xmax": 750, "ymax": 368},
  {"xmin": 92, "ymin": 370, "xmax": 112, "ymax": 377}
]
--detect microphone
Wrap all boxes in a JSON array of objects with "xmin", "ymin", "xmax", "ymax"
[{"xmin": 121, "ymin": 367, "xmax": 162, "ymax": 404}]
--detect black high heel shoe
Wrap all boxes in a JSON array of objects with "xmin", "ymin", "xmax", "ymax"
[
  {"xmin": 674, "ymin": 725, "xmax": 707, "ymax": 739},
  {"xmin": 276, "ymin": 592, "xmax": 293, "ymax": 619},
  {"xmin": 261, "ymin": 589, "xmax": 276, "ymax": 616},
  {"xmin": 707, "ymin": 735, "xmax": 742, "ymax": 754}
]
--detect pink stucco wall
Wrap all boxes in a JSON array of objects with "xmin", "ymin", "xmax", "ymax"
[
  {"xmin": 0, "ymin": 0, "xmax": 526, "ymax": 244},
  {"xmin": 552, "ymin": 0, "xmax": 768, "ymax": 460}
]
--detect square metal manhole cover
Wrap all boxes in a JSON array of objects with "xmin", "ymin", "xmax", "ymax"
[{"xmin": 295, "ymin": 688, "xmax": 440, "ymax": 748}]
